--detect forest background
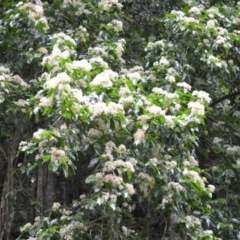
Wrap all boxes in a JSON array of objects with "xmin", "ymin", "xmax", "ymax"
[{"xmin": 1, "ymin": 0, "xmax": 240, "ymax": 239}]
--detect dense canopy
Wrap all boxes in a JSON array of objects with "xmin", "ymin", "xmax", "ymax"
[{"xmin": 1, "ymin": 0, "xmax": 240, "ymax": 239}]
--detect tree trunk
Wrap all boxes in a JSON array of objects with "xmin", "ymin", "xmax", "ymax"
[
  {"xmin": 0, "ymin": 130, "xmax": 22, "ymax": 240},
  {"xmin": 169, "ymin": 214, "xmax": 182, "ymax": 240},
  {"xmin": 37, "ymin": 162, "xmax": 54, "ymax": 216}
]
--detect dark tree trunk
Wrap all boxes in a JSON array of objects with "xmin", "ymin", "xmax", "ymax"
[
  {"xmin": 0, "ymin": 130, "xmax": 22, "ymax": 240},
  {"xmin": 36, "ymin": 163, "xmax": 54, "ymax": 216}
]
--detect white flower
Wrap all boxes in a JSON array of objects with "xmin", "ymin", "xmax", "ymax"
[
  {"xmin": 206, "ymin": 20, "xmax": 216, "ymax": 28},
  {"xmin": 213, "ymin": 137, "xmax": 222, "ymax": 144},
  {"xmin": 192, "ymin": 90, "xmax": 211, "ymax": 103},
  {"xmin": 215, "ymin": 35, "xmax": 226, "ymax": 45},
  {"xmin": 181, "ymin": 16, "xmax": 199, "ymax": 25},
  {"xmin": 125, "ymin": 161, "xmax": 135, "ymax": 172},
  {"xmin": 119, "ymin": 96, "xmax": 134, "ymax": 105},
  {"xmin": 88, "ymin": 128, "xmax": 102, "ymax": 138},
  {"xmin": 89, "ymin": 56, "xmax": 109, "ymax": 68},
  {"xmin": 168, "ymin": 182, "xmax": 185, "ymax": 191},
  {"xmin": 111, "ymin": 19, "xmax": 123, "ymax": 29},
  {"xmin": 116, "ymin": 42, "xmax": 124, "ymax": 58},
  {"xmin": 53, "ymin": 32, "xmax": 76, "ymax": 46},
  {"xmin": 127, "ymin": 72, "xmax": 141, "ymax": 84},
  {"xmin": 45, "ymin": 72, "xmax": 71, "ymax": 89},
  {"xmin": 89, "ymin": 102, "xmax": 107, "ymax": 116},
  {"xmin": 208, "ymin": 184, "xmax": 215, "ymax": 192},
  {"xmin": 90, "ymin": 70, "xmax": 118, "ymax": 88},
  {"xmin": 188, "ymin": 101, "xmax": 205, "ymax": 115},
  {"xmin": 52, "ymin": 202, "xmax": 61, "ymax": 210},
  {"xmin": 79, "ymin": 194, "xmax": 86, "ymax": 199},
  {"xmin": 206, "ymin": 7, "xmax": 219, "ymax": 15},
  {"xmin": 125, "ymin": 183, "xmax": 135, "ymax": 195},
  {"xmin": 177, "ymin": 82, "xmax": 192, "ymax": 91},
  {"xmin": 134, "ymin": 129, "xmax": 145, "ymax": 145},
  {"xmin": 38, "ymin": 47, "xmax": 48, "ymax": 55},
  {"xmin": 189, "ymin": 156, "xmax": 198, "ymax": 166},
  {"xmin": 165, "ymin": 75, "xmax": 175, "ymax": 83},
  {"xmin": 189, "ymin": 6, "xmax": 201, "ymax": 14},
  {"xmin": 107, "ymin": 102, "xmax": 124, "ymax": 115},
  {"xmin": 71, "ymin": 88, "xmax": 83, "ymax": 102},
  {"xmin": 39, "ymin": 96, "xmax": 53, "ymax": 107},
  {"xmin": 33, "ymin": 129, "xmax": 44, "ymax": 139},
  {"xmin": 71, "ymin": 59, "xmax": 92, "ymax": 71},
  {"xmin": 103, "ymin": 161, "xmax": 116, "ymax": 172},
  {"xmin": 51, "ymin": 148, "xmax": 65, "ymax": 161},
  {"xmin": 20, "ymin": 222, "xmax": 32, "ymax": 233},
  {"xmin": 147, "ymin": 105, "xmax": 166, "ymax": 116},
  {"xmin": 98, "ymin": 0, "xmax": 123, "ymax": 10},
  {"xmin": 105, "ymin": 141, "xmax": 117, "ymax": 153},
  {"xmin": 159, "ymin": 57, "xmax": 169, "ymax": 66},
  {"xmin": 171, "ymin": 10, "xmax": 185, "ymax": 18},
  {"xmin": 152, "ymin": 87, "xmax": 167, "ymax": 95}
]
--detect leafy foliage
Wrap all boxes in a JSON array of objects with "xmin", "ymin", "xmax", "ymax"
[{"xmin": 1, "ymin": 0, "xmax": 240, "ymax": 239}]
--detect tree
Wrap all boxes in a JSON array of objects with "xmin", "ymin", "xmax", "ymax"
[{"xmin": 1, "ymin": 0, "xmax": 240, "ymax": 239}]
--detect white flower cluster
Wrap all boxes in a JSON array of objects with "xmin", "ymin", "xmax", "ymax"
[
  {"xmin": 189, "ymin": 6, "xmax": 201, "ymax": 15},
  {"xmin": 59, "ymin": 221, "xmax": 87, "ymax": 240},
  {"xmin": 98, "ymin": 0, "xmax": 123, "ymax": 10},
  {"xmin": 103, "ymin": 159, "xmax": 135, "ymax": 173},
  {"xmin": 206, "ymin": 20, "xmax": 217, "ymax": 28},
  {"xmin": 145, "ymin": 40, "xmax": 165, "ymax": 51},
  {"xmin": 183, "ymin": 169, "xmax": 205, "ymax": 188},
  {"xmin": 213, "ymin": 137, "xmax": 222, "ymax": 144},
  {"xmin": 185, "ymin": 215, "xmax": 201, "ymax": 226},
  {"xmin": 88, "ymin": 128, "xmax": 103, "ymax": 138},
  {"xmin": 38, "ymin": 47, "xmax": 48, "ymax": 55},
  {"xmin": 74, "ymin": 25, "xmax": 88, "ymax": 43},
  {"xmin": 133, "ymin": 129, "xmax": 145, "ymax": 145},
  {"xmin": 102, "ymin": 174, "xmax": 123, "ymax": 186},
  {"xmin": 225, "ymin": 145, "xmax": 240, "ymax": 154},
  {"xmin": 88, "ymin": 46, "xmax": 108, "ymax": 58},
  {"xmin": 52, "ymin": 202, "xmax": 61, "ymax": 210},
  {"xmin": 89, "ymin": 56, "xmax": 109, "ymax": 68},
  {"xmin": 177, "ymin": 82, "xmax": 192, "ymax": 91},
  {"xmin": 168, "ymin": 182, "xmax": 185, "ymax": 192},
  {"xmin": 192, "ymin": 90, "xmax": 211, "ymax": 103},
  {"xmin": 171, "ymin": 10, "xmax": 185, "ymax": 20},
  {"xmin": 115, "ymin": 41, "xmax": 125, "ymax": 59},
  {"xmin": 51, "ymin": 148, "xmax": 66, "ymax": 161},
  {"xmin": 180, "ymin": 16, "xmax": 199, "ymax": 25},
  {"xmin": 18, "ymin": 2, "xmax": 49, "ymax": 31},
  {"xmin": 44, "ymin": 72, "xmax": 72, "ymax": 90},
  {"xmin": 66, "ymin": 59, "xmax": 92, "ymax": 72},
  {"xmin": 89, "ymin": 101, "xmax": 124, "ymax": 117},
  {"xmin": 107, "ymin": 19, "xmax": 123, "ymax": 32},
  {"xmin": 62, "ymin": 1, "xmax": 90, "ymax": 16},
  {"xmin": 42, "ymin": 45, "xmax": 71, "ymax": 67},
  {"xmin": 53, "ymin": 32, "xmax": 77, "ymax": 46},
  {"xmin": 188, "ymin": 101, "xmax": 205, "ymax": 115},
  {"xmin": 33, "ymin": 129, "xmax": 45, "ymax": 139},
  {"xmin": 90, "ymin": 69, "xmax": 118, "ymax": 88},
  {"xmin": 162, "ymin": 196, "xmax": 173, "ymax": 204},
  {"xmin": 154, "ymin": 56, "xmax": 169, "ymax": 67},
  {"xmin": 20, "ymin": 222, "xmax": 32, "ymax": 233},
  {"xmin": 147, "ymin": 105, "xmax": 166, "ymax": 116},
  {"xmin": 122, "ymin": 226, "xmax": 136, "ymax": 237}
]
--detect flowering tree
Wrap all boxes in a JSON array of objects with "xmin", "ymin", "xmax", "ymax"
[{"xmin": 1, "ymin": 0, "xmax": 240, "ymax": 239}]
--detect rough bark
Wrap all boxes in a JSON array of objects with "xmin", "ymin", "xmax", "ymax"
[
  {"xmin": 0, "ymin": 130, "xmax": 22, "ymax": 240},
  {"xmin": 36, "ymin": 162, "xmax": 54, "ymax": 216}
]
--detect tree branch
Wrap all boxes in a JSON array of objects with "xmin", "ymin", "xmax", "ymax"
[{"xmin": 210, "ymin": 91, "xmax": 240, "ymax": 107}]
